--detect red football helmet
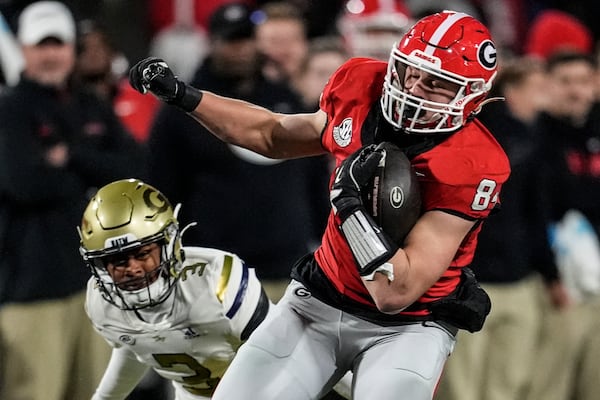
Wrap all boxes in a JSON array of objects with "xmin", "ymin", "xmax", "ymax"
[
  {"xmin": 338, "ymin": 0, "xmax": 413, "ymax": 60},
  {"xmin": 380, "ymin": 11, "xmax": 498, "ymax": 134}
]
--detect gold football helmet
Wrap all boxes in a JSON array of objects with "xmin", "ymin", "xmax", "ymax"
[{"xmin": 79, "ymin": 178, "xmax": 184, "ymax": 310}]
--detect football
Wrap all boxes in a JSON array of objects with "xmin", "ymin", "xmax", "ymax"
[{"xmin": 363, "ymin": 141, "xmax": 422, "ymax": 245}]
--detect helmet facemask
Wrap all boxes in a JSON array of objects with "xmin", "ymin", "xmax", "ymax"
[
  {"xmin": 381, "ymin": 47, "xmax": 490, "ymax": 134},
  {"xmin": 81, "ymin": 224, "xmax": 182, "ymax": 311}
]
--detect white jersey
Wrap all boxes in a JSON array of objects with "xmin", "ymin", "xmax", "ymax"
[{"xmin": 86, "ymin": 246, "xmax": 271, "ymax": 400}]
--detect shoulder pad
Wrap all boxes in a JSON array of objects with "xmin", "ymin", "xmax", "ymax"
[
  {"xmin": 320, "ymin": 57, "xmax": 387, "ymax": 112},
  {"xmin": 427, "ymin": 121, "xmax": 510, "ymax": 187}
]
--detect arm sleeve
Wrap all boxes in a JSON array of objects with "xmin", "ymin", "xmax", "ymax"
[{"xmin": 91, "ymin": 347, "xmax": 150, "ymax": 400}]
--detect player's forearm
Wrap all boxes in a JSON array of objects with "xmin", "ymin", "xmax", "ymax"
[
  {"xmin": 189, "ymin": 92, "xmax": 327, "ymax": 159},
  {"xmin": 189, "ymin": 91, "xmax": 287, "ymax": 158},
  {"xmin": 362, "ymin": 249, "xmax": 426, "ymax": 313},
  {"xmin": 364, "ymin": 211, "xmax": 475, "ymax": 313},
  {"xmin": 92, "ymin": 348, "xmax": 149, "ymax": 400}
]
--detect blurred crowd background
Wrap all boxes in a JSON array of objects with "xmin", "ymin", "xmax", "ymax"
[
  {"xmin": 0, "ymin": 0, "xmax": 598, "ymax": 87},
  {"xmin": 1, "ymin": 0, "xmax": 600, "ymax": 399}
]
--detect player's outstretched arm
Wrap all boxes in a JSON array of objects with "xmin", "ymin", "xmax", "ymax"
[{"xmin": 129, "ymin": 57, "xmax": 327, "ymax": 159}]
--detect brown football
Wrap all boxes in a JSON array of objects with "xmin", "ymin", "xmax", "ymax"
[{"xmin": 363, "ymin": 142, "xmax": 422, "ymax": 245}]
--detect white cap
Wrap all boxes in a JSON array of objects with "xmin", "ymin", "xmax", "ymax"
[{"xmin": 17, "ymin": 1, "xmax": 75, "ymax": 45}]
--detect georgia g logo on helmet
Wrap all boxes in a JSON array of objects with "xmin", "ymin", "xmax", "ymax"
[{"xmin": 478, "ymin": 40, "xmax": 497, "ymax": 70}]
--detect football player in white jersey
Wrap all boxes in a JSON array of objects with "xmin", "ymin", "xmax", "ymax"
[{"xmin": 78, "ymin": 178, "xmax": 272, "ymax": 399}]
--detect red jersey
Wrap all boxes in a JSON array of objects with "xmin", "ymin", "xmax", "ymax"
[{"xmin": 313, "ymin": 58, "xmax": 510, "ymax": 316}]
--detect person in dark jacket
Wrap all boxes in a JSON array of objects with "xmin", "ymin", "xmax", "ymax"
[
  {"xmin": 0, "ymin": 2, "xmax": 146, "ymax": 400},
  {"xmin": 525, "ymin": 51, "xmax": 600, "ymax": 400}
]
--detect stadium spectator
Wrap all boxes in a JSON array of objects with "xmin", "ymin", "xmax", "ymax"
[
  {"xmin": 525, "ymin": 51, "xmax": 600, "ymax": 400},
  {"xmin": 254, "ymin": 2, "xmax": 309, "ymax": 84},
  {"xmin": 524, "ymin": 9, "xmax": 594, "ymax": 61},
  {"xmin": 292, "ymin": 35, "xmax": 349, "ymax": 112},
  {"xmin": 337, "ymin": 0, "xmax": 413, "ymax": 60},
  {"xmin": 0, "ymin": 2, "xmax": 146, "ymax": 399},
  {"xmin": 74, "ymin": 19, "xmax": 160, "ymax": 144}
]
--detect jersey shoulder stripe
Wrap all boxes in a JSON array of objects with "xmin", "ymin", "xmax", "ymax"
[
  {"xmin": 225, "ymin": 262, "xmax": 248, "ymax": 319},
  {"xmin": 182, "ymin": 246, "xmax": 271, "ymax": 339}
]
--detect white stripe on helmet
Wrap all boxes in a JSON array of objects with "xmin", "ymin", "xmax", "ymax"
[{"xmin": 424, "ymin": 12, "xmax": 470, "ymax": 55}]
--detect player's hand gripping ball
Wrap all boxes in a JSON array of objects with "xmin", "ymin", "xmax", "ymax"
[
  {"xmin": 330, "ymin": 144, "xmax": 384, "ymax": 221},
  {"xmin": 330, "ymin": 142, "xmax": 422, "ymax": 246},
  {"xmin": 363, "ymin": 142, "xmax": 422, "ymax": 245}
]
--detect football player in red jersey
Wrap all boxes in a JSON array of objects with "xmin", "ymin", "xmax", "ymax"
[{"xmin": 129, "ymin": 10, "xmax": 510, "ymax": 400}]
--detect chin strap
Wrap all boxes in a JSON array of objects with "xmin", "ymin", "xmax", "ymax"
[
  {"xmin": 173, "ymin": 203, "xmax": 198, "ymax": 239},
  {"xmin": 173, "ymin": 203, "xmax": 182, "ymax": 219},
  {"xmin": 180, "ymin": 222, "xmax": 197, "ymax": 238}
]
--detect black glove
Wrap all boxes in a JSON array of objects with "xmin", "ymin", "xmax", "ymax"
[
  {"xmin": 330, "ymin": 144, "xmax": 381, "ymax": 219},
  {"xmin": 331, "ymin": 145, "xmax": 398, "ymax": 277},
  {"xmin": 129, "ymin": 57, "xmax": 203, "ymax": 112}
]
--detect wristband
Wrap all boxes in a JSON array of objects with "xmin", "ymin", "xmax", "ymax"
[{"xmin": 169, "ymin": 82, "xmax": 203, "ymax": 112}]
